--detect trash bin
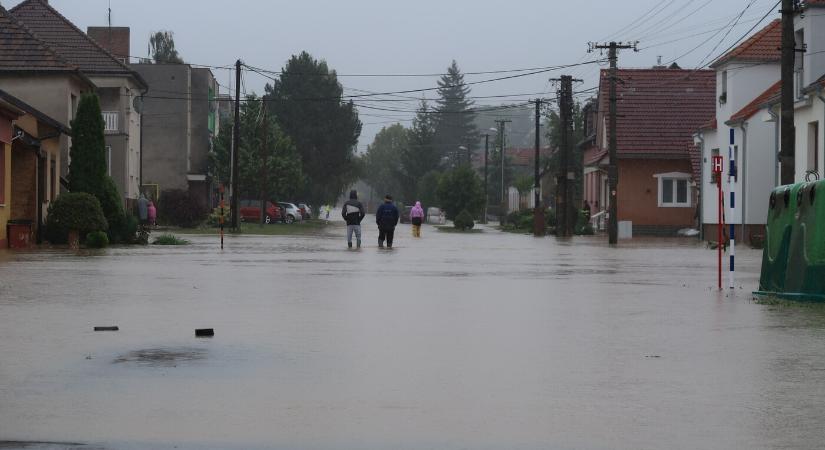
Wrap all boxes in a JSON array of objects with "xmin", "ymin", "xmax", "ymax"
[{"xmin": 7, "ymin": 219, "xmax": 33, "ymax": 249}]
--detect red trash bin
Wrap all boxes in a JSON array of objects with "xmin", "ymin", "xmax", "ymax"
[{"xmin": 7, "ymin": 220, "xmax": 33, "ymax": 249}]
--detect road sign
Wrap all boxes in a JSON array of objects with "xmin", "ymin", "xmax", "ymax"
[{"xmin": 712, "ymin": 156, "xmax": 724, "ymax": 174}]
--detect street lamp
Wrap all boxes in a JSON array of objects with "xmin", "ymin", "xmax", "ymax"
[
  {"xmin": 482, "ymin": 128, "xmax": 497, "ymax": 224},
  {"xmin": 458, "ymin": 145, "xmax": 469, "ymax": 167}
]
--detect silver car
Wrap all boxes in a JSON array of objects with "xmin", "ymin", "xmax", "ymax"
[{"xmin": 278, "ymin": 202, "xmax": 303, "ymax": 224}]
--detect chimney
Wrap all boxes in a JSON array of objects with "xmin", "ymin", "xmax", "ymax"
[{"xmin": 87, "ymin": 26, "xmax": 130, "ymax": 63}]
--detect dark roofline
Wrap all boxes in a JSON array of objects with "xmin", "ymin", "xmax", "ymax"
[
  {"xmin": 0, "ymin": 88, "xmax": 70, "ymax": 134},
  {"xmin": 10, "ymin": 0, "xmax": 148, "ymax": 90}
]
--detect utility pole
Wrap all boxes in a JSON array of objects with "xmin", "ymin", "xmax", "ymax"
[
  {"xmin": 231, "ymin": 59, "xmax": 242, "ymax": 230},
  {"xmin": 550, "ymin": 75, "xmax": 582, "ymax": 237},
  {"xmin": 259, "ymin": 99, "xmax": 268, "ymax": 227},
  {"xmin": 780, "ymin": 0, "xmax": 799, "ymax": 185},
  {"xmin": 589, "ymin": 41, "xmax": 637, "ymax": 244},
  {"xmin": 533, "ymin": 98, "xmax": 545, "ymax": 236},
  {"xmin": 483, "ymin": 133, "xmax": 490, "ymax": 224},
  {"xmin": 495, "ymin": 119, "xmax": 511, "ymax": 223}
]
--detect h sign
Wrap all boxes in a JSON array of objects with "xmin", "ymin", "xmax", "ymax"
[{"xmin": 712, "ymin": 156, "xmax": 724, "ymax": 174}]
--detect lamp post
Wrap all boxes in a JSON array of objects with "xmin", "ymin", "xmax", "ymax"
[
  {"xmin": 458, "ymin": 145, "xmax": 469, "ymax": 167},
  {"xmin": 482, "ymin": 128, "xmax": 497, "ymax": 224}
]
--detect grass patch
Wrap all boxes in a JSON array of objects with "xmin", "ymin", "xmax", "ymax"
[
  {"xmin": 152, "ymin": 234, "xmax": 191, "ymax": 245},
  {"xmin": 752, "ymin": 294, "xmax": 825, "ymax": 308},
  {"xmin": 435, "ymin": 226, "xmax": 483, "ymax": 234},
  {"xmin": 176, "ymin": 220, "xmax": 330, "ymax": 236}
]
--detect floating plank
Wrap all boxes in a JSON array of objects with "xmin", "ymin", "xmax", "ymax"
[
  {"xmin": 195, "ymin": 328, "xmax": 214, "ymax": 337},
  {"xmin": 94, "ymin": 326, "xmax": 119, "ymax": 331}
]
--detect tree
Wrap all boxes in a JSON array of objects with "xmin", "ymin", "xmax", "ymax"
[
  {"xmin": 210, "ymin": 94, "xmax": 303, "ymax": 202},
  {"xmin": 417, "ymin": 170, "xmax": 442, "ymax": 209},
  {"xmin": 67, "ymin": 94, "xmax": 125, "ymax": 241},
  {"xmin": 266, "ymin": 52, "xmax": 362, "ymax": 206},
  {"xmin": 398, "ymin": 100, "xmax": 440, "ymax": 202},
  {"xmin": 149, "ymin": 31, "xmax": 184, "ymax": 64},
  {"xmin": 436, "ymin": 166, "xmax": 484, "ymax": 220},
  {"xmin": 433, "ymin": 60, "xmax": 478, "ymax": 168},
  {"xmin": 362, "ymin": 123, "xmax": 406, "ymax": 200}
]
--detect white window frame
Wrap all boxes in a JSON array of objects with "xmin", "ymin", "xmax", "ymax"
[
  {"xmin": 102, "ymin": 111, "xmax": 118, "ymax": 133},
  {"xmin": 654, "ymin": 172, "xmax": 692, "ymax": 208}
]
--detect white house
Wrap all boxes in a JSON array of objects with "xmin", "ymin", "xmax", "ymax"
[{"xmin": 696, "ymin": 19, "xmax": 781, "ymax": 243}]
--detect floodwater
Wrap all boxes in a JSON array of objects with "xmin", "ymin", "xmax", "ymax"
[{"xmin": 1, "ymin": 220, "xmax": 825, "ymax": 450}]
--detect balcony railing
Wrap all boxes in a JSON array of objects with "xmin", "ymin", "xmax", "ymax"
[{"xmin": 102, "ymin": 111, "xmax": 118, "ymax": 133}]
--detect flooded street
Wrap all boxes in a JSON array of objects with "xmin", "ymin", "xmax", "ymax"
[{"xmin": 2, "ymin": 222, "xmax": 825, "ymax": 450}]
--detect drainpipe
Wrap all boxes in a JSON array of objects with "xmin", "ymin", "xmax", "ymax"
[
  {"xmin": 768, "ymin": 107, "xmax": 780, "ymax": 187},
  {"xmin": 695, "ymin": 132, "xmax": 705, "ymax": 241},
  {"xmin": 739, "ymin": 122, "xmax": 748, "ymax": 243}
]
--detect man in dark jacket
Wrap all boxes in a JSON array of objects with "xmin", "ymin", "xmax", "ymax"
[
  {"xmin": 342, "ymin": 190, "xmax": 366, "ymax": 248},
  {"xmin": 375, "ymin": 194, "xmax": 400, "ymax": 248}
]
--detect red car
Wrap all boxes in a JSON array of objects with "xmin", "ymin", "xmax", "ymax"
[{"xmin": 239, "ymin": 200, "xmax": 284, "ymax": 223}]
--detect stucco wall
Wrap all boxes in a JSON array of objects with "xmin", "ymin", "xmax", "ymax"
[
  {"xmin": 618, "ymin": 158, "xmax": 695, "ymax": 227},
  {"xmin": 190, "ymin": 68, "xmax": 215, "ymax": 178},
  {"xmin": 0, "ymin": 142, "xmax": 9, "ymax": 246},
  {"xmin": 132, "ymin": 64, "xmax": 191, "ymax": 192},
  {"xmin": 794, "ymin": 97, "xmax": 825, "ymax": 182}
]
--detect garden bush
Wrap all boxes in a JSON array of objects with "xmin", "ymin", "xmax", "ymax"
[
  {"xmin": 152, "ymin": 234, "xmax": 191, "ymax": 245},
  {"xmin": 158, "ymin": 189, "xmax": 208, "ymax": 228},
  {"xmin": 454, "ymin": 209, "xmax": 475, "ymax": 231},
  {"xmin": 44, "ymin": 193, "xmax": 108, "ymax": 244},
  {"xmin": 85, "ymin": 231, "xmax": 109, "ymax": 248}
]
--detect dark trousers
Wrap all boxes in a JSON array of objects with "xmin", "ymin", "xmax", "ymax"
[{"xmin": 378, "ymin": 227, "xmax": 395, "ymax": 247}]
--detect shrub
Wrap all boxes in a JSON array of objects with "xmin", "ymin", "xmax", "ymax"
[
  {"xmin": 574, "ymin": 209, "xmax": 594, "ymax": 235},
  {"xmin": 44, "ymin": 193, "xmax": 108, "ymax": 244},
  {"xmin": 436, "ymin": 166, "xmax": 484, "ymax": 220},
  {"xmin": 152, "ymin": 234, "xmax": 191, "ymax": 245},
  {"xmin": 97, "ymin": 176, "xmax": 126, "ymax": 242},
  {"xmin": 85, "ymin": 231, "xmax": 109, "ymax": 248},
  {"xmin": 158, "ymin": 189, "xmax": 208, "ymax": 228},
  {"xmin": 454, "ymin": 209, "xmax": 475, "ymax": 231}
]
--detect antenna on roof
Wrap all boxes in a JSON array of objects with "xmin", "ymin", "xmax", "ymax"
[
  {"xmin": 657, "ymin": 56, "xmax": 662, "ymax": 66},
  {"xmin": 108, "ymin": 0, "xmax": 112, "ymax": 28}
]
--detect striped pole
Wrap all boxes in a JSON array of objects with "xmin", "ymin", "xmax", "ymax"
[{"xmin": 728, "ymin": 129, "xmax": 736, "ymax": 289}]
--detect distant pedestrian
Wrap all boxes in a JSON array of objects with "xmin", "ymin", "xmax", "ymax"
[
  {"xmin": 341, "ymin": 190, "xmax": 365, "ymax": 248},
  {"xmin": 375, "ymin": 194, "xmax": 400, "ymax": 248},
  {"xmin": 583, "ymin": 200, "xmax": 592, "ymax": 222},
  {"xmin": 410, "ymin": 201, "xmax": 424, "ymax": 238},
  {"xmin": 325, "ymin": 204, "xmax": 331, "ymax": 222},
  {"xmin": 137, "ymin": 193, "xmax": 149, "ymax": 224},
  {"xmin": 147, "ymin": 200, "xmax": 157, "ymax": 227}
]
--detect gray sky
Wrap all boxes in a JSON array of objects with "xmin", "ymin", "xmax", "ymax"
[{"xmin": 16, "ymin": 0, "xmax": 781, "ymax": 150}]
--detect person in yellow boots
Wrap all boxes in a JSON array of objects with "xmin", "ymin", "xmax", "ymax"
[{"xmin": 410, "ymin": 201, "xmax": 425, "ymax": 238}]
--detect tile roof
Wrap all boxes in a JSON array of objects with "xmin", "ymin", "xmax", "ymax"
[
  {"xmin": 10, "ymin": 0, "xmax": 145, "ymax": 85},
  {"xmin": 597, "ymin": 68, "xmax": 716, "ymax": 159},
  {"xmin": 710, "ymin": 19, "xmax": 781, "ymax": 68},
  {"xmin": 728, "ymin": 80, "xmax": 781, "ymax": 124},
  {"xmin": 0, "ymin": 6, "xmax": 76, "ymax": 72},
  {"xmin": 507, "ymin": 147, "xmax": 553, "ymax": 166},
  {"xmin": 699, "ymin": 117, "xmax": 717, "ymax": 130}
]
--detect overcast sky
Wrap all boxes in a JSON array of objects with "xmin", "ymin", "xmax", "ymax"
[{"xmin": 14, "ymin": 0, "xmax": 781, "ymax": 150}]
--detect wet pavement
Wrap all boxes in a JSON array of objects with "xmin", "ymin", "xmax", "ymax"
[{"xmin": 1, "ymin": 220, "xmax": 825, "ymax": 450}]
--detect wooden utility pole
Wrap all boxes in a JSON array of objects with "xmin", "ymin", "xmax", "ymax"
[
  {"xmin": 259, "ymin": 99, "xmax": 268, "ymax": 227},
  {"xmin": 231, "ymin": 59, "xmax": 242, "ymax": 230},
  {"xmin": 780, "ymin": 0, "xmax": 798, "ymax": 185},
  {"xmin": 495, "ymin": 119, "xmax": 512, "ymax": 223},
  {"xmin": 483, "ymin": 133, "xmax": 490, "ymax": 224},
  {"xmin": 533, "ymin": 98, "xmax": 545, "ymax": 236},
  {"xmin": 589, "ymin": 41, "xmax": 637, "ymax": 244}
]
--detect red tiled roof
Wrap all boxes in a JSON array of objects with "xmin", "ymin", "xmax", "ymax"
[
  {"xmin": 584, "ymin": 148, "xmax": 607, "ymax": 166},
  {"xmin": 10, "ymin": 0, "xmax": 143, "ymax": 83},
  {"xmin": 597, "ymin": 68, "xmax": 715, "ymax": 159},
  {"xmin": 508, "ymin": 147, "xmax": 553, "ymax": 166},
  {"xmin": 728, "ymin": 80, "xmax": 781, "ymax": 124},
  {"xmin": 0, "ymin": 6, "xmax": 76, "ymax": 72},
  {"xmin": 699, "ymin": 117, "xmax": 717, "ymax": 130},
  {"xmin": 711, "ymin": 19, "xmax": 781, "ymax": 68}
]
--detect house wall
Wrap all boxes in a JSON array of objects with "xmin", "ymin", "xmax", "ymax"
[
  {"xmin": 132, "ymin": 64, "xmax": 191, "ymax": 192},
  {"xmin": 0, "ymin": 140, "xmax": 9, "ymax": 247},
  {"xmin": 796, "ymin": 10, "xmax": 825, "ymax": 93},
  {"xmin": 618, "ymin": 158, "xmax": 695, "ymax": 229},
  {"xmin": 794, "ymin": 96, "xmax": 825, "ymax": 181},
  {"xmin": 741, "ymin": 115, "xmax": 778, "ymax": 225}
]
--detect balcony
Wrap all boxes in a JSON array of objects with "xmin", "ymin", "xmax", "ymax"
[{"xmin": 102, "ymin": 111, "xmax": 119, "ymax": 134}]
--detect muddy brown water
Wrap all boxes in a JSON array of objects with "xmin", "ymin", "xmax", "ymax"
[{"xmin": 2, "ymin": 222, "xmax": 825, "ymax": 449}]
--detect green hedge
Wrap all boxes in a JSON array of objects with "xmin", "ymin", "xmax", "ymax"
[{"xmin": 45, "ymin": 193, "xmax": 108, "ymax": 244}]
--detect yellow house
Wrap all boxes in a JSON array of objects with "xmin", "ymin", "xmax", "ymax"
[{"xmin": 0, "ymin": 89, "xmax": 68, "ymax": 248}]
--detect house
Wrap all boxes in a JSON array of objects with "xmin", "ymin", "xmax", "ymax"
[
  {"xmin": 131, "ymin": 63, "xmax": 220, "ymax": 205},
  {"xmin": 0, "ymin": 5, "xmax": 93, "ymax": 244},
  {"xmin": 695, "ymin": 19, "xmax": 782, "ymax": 243},
  {"xmin": 0, "ymin": 88, "xmax": 69, "ymax": 247},
  {"xmin": 584, "ymin": 67, "xmax": 715, "ymax": 236},
  {"xmin": 10, "ymin": 0, "xmax": 148, "ymax": 208}
]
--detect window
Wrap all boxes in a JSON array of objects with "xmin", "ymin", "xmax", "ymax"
[
  {"xmin": 102, "ymin": 111, "xmax": 118, "ymax": 133},
  {"xmin": 105, "ymin": 145, "xmax": 112, "ymax": 175},
  {"xmin": 720, "ymin": 71, "xmax": 727, "ymax": 104},
  {"xmin": 795, "ymin": 29, "xmax": 805, "ymax": 99},
  {"xmin": 50, "ymin": 157, "xmax": 56, "ymax": 201},
  {"xmin": 809, "ymin": 122, "xmax": 819, "ymax": 173},
  {"xmin": 70, "ymin": 94, "xmax": 77, "ymax": 120},
  {"xmin": 655, "ymin": 172, "xmax": 691, "ymax": 207}
]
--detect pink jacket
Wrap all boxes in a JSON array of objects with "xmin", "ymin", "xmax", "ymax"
[
  {"xmin": 410, "ymin": 201, "xmax": 424, "ymax": 219},
  {"xmin": 147, "ymin": 202, "xmax": 157, "ymax": 221}
]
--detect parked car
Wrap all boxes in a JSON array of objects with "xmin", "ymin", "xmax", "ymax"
[
  {"xmin": 400, "ymin": 206, "xmax": 413, "ymax": 224},
  {"xmin": 239, "ymin": 200, "xmax": 283, "ymax": 224},
  {"xmin": 278, "ymin": 202, "xmax": 303, "ymax": 224},
  {"xmin": 297, "ymin": 203, "xmax": 313, "ymax": 219},
  {"xmin": 427, "ymin": 207, "xmax": 446, "ymax": 224}
]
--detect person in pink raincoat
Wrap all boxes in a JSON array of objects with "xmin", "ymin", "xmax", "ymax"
[
  {"xmin": 410, "ymin": 201, "xmax": 425, "ymax": 237},
  {"xmin": 147, "ymin": 200, "xmax": 157, "ymax": 228}
]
